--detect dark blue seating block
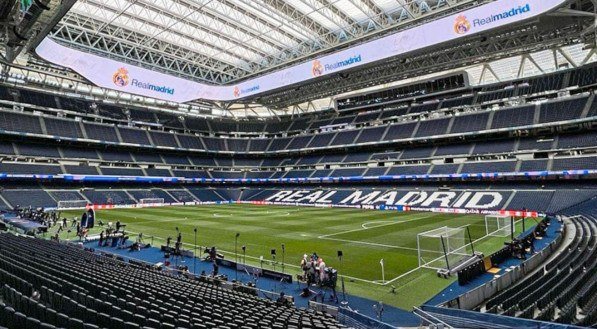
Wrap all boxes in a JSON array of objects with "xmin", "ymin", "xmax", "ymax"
[
  {"xmin": 552, "ymin": 156, "xmax": 597, "ymax": 171},
  {"xmin": 491, "ymin": 105, "xmax": 535, "ymax": 129},
  {"xmin": 461, "ymin": 161, "xmax": 517, "ymax": 173},
  {"xmin": 415, "ymin": 118, "xmax": 450, "ymax": 137},
  {"xmin": 356, "ymin": 126, "xmax": 387, "ymax": 143},
  {"xmin": 118, "ymin": 128, "xmax": 151, "ymax": 145},
  {"xmin": 44, "ymin": 118, "xmax": 83, "ymax": 138},
  {"xmin": 384, "ymin": 123, "xmax": 416, "ymax": 141},
  {"xmin": 176, "ymin": 135, "xmax": 203, "ymax": 150},
  {"xmin": 83, "ymin": 123, "xmax": 119, "ymax": 142},
  {"xmin": 0, "ymin": 112, "xmax": 42, "ymax": 134},
  {"xmin": 16, "ymin": 144, "xmax": 60, "ymax": 158},
  {"xmin": 450, "ymin": 112, "xmax": 489, "ymax": 134},
  {"xmin": 330, "ymin": 130, "xmax": 359, "ymax": 145},
  {"xmin": 539, "ymin": 97, "xmax": 587, "ymax": 123},
  {"xmin": 149, "ymin": 131, "xmax": 178, "ymax": 148}
]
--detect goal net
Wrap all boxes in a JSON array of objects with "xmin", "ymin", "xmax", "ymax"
[
  {"xmin": 139, "ymin": 198, "xmax": 165, "ymax": 206},
  {"xmin": 485, "ymin": 215, "xmax": 513, "ymax": 237},
  {"xmin": 57, "ymin": 200, "xmax": 89, "ymax": 209},
  {"xmin": 417, "ymin": 226, "xmax": 474, "ymax": 271}
]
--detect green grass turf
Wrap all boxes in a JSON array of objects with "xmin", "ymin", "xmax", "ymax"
[{"xmin": 56, "ymin": 204, "xmax": 536, "ymax": 310}]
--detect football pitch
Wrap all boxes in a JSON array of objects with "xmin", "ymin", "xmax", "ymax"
[{"xmin": 59, "ymin": 204, "xmax": 536, "ymax": 309}]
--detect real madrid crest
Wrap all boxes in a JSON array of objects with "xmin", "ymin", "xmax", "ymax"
[
  {"xmin": 454, "ymin": 15, "xmax": 471, "ymax": 35},
  {"xmin": 112, "ymin": 67, "xmax": 129, "ymax": 87}
]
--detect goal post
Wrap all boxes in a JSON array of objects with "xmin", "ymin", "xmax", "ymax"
[
  {"xmin": 57, "ymin": 200, "xmax": 89, "ymax": 210},
  {"xmin": 417, "ymin": 226, "xmax": 475, "ymax": 271},
  {"xmin": 485, "ymin": 215, "xmax": 514, "ymax": 237},
  {"xmin": 139, "ymin": 198, "xmax": 165, "ymax": 206}
]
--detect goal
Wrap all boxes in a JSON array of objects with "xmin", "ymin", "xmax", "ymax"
[
  {"xmin": 485, "ymin": 215, "xmax": 514, "ymax": 237},
  {"xmin": 139, "ymin": 198, "xmax": 165, "ymax": 206},
  {"xmin": 417, "ymin": 226, "xmax": 474, "ymax": 271},
  {"xmin": 57, "ymin": 200, "xmax": 89, "ymax": 209}
]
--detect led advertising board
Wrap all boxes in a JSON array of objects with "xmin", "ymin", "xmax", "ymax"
[{"xmin": 36, "ymin": 0, "xmax": 566, "ymax": 102}]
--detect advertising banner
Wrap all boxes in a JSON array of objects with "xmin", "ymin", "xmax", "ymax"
[{"xmin": 36, "ymin": 0, "xmax": 565, "ymax": 102}]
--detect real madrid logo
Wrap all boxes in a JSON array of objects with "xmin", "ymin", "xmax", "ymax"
[
  {"xmin": 312, "ymin": 60, "xmax": 324, "ymax": 77},
  {"xmin": 233, "ymin": 86, "xmax": 240, "ymax": 98},
  {"xmin": 454, "ymin": 15, "xmax": 471, "ymax": 35},
  {"xmin": 112, "ymin": 67, "xmax": 129, "ymax": 87}
]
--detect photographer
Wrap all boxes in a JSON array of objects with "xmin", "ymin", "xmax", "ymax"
[
  {"xmin": 276, "ymin": 292, "xmax": 290, "ymax": 307},
  {"xmin": 306, "ymin": 260, "xmax": 316, "ymax": 285}
]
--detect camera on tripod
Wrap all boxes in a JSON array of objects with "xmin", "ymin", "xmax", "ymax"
[{"xmin": 320, "ymin": 268, "xmax": 338, "ymax": 289}]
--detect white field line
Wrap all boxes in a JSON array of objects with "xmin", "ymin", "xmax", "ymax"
[
  {"xmin": 318, "ymin": 213, "xmax": 436, "ymax": 239},
  {"xmin": 128, "ymin": 217, "xmax": 192, "ymax": 223},
  {"xmin": 361, "ymin": 221, "xmax": 395, "ymax": 229},
  {"xmin": 86, "ymin": 207, "xmax": 370, "ymax": 284},
  {"xmin": 385, "ymin": 218, "xmax": 528, "ymax": 286},
  {"xmin": 100, "ymin": 209, "xmax": 522, "ymax": 286},
  {"xmin": 213, "ymin": 211, "xmax": 291, "ymax": 217},
  {"xmin": 319, "ymin": 236, "xmax": 420, "ymax": 252},
  {"xmin": 122, "ymin": 210, "xmax": 294, "ymax": 223},
  {"xmin": 119, "ymin": 210, "xmax": 386, "ymax": 283},
  {"xmin": 373, "ymin": 265, "xmax": 425, "ymax": 285},
  {"xmin": 131, "ymin": 211, "xmax": 444, "ymax": 284}
]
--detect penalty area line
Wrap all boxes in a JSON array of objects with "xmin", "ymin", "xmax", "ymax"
[
  {"xmin": 361, "ymin": 221, "xmax": 394, "ymax": 229},
  {"xmin": 318, "ymin": 236, "xmax": 419, "ymax": 252},
  {"xmin": 318, "ymin": 213, "xmax": 436, "ymax": 239}
]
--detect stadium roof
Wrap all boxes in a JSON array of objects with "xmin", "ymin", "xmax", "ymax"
[
  {"xmin": 50, "ymin": 0, "xmax": 484, "ymax": 85},
  {"xmin": 0, "ymin": 0, "xmax": 595, "ymax": 117}
]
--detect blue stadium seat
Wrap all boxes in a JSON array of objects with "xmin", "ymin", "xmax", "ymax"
[
  {"xmin": 83, "ymin": 123, "xmax": 120, "ymax": 143},
  {"xmin": 227, "ymin": 139, "xmax": 249, "ymax": 152},
  {"xmin": 44, "ymin": 118, "xmax": 83, "ymax": 138},
  {"xmin": 355, "ymin": 126, "xmax": 387, "ymax": 143},
  {"xmin": 450, "ymin": 112, "xmax": 489, "ymax": 134},
  {"xmin": 176, "ymin": 134, "xmax": 204, "ymax": 150},
  {"xmin": 384, "ymin": 123, "xmax": 416, "ymax": 141},
  {"xmin": 539, "ymin": 97, "xmax": 587, "ymax": 123},
  {"xmin": 491, "ymin": 105, "xmax": 535, "ymax": 129},
  {"xmin": 149, "ymin": 131, "xmax": 179, "ymax": 148},
  {"xmin": 118, "ymin": 128, "xmax": 151, "ymax": 145},
  {"xmin": 415, "ymin": 118, "xmax": 450, "ymax": 137},
  {"xmin": 16, "ymin": 144, "xmax": 60, "ymax": 158},
  {"xmin": 330, "ymin": 130, "xmax": 359, "ymax": 146},
  {"xmin": 0, "ymin": 112, "xmax": 42, "ymax": 135}
]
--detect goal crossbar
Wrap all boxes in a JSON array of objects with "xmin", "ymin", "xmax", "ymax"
[
  {"xmin": 57, "ymin": 200, "xmax": 89, "ymax": 209},
  {"xmin": 139, "ymin": 198, "xmax": 165, "ymax": 205}
]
